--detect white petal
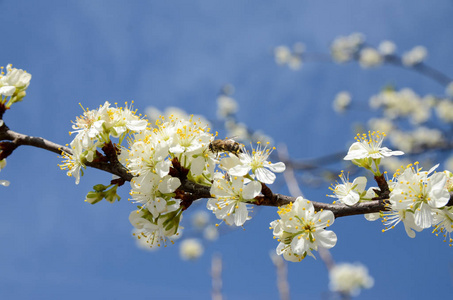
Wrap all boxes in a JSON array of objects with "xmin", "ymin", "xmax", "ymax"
[
  {"xmin": 353, "ymin": 176, "xmax": 367, "ymax": 192},
  {"xmin": 255, "ymin": 167, "xmax": 276, "ymax": 184},
  {"xmin": 0, "ymin": 86, "xmax": 16, "ymax": 96},
  {"xmin": 267, "ymin": 162, "xmax": 286, "ymax": 173},
  {"xmin": 242, "ymin": 181, "xmax": 261, "ymax": 199},
  {"xmin": 158, "ymin": 177, "xmax": 181, "ymax": 194},
  {"xmin": 127, "ymin": 120, "xmax": 148, "ymax": 131},
  {"xmin": 227, "ymin": 164, "xmax": 250, "ymax": 177},
  {"xmin": 414, "ymin": 204, "xmax": 433, "ymax": 228},
  {"xmin": 234, "ymin": 203, "xmax": 248, "ymax": 226},
  {"xmin": 290, "ymin": 234, "xmax": 308, "ymax": 255},
  {"xmin": 315, "ymin": 230, "xmax": 337, "ymax": 249},
  {"xmin": 344, "ymin": 142, "xmax": 367, "ymax": 160},
  {"xmin": 342, "ymin": 190, "xmax": 360, "ymax": 206}
]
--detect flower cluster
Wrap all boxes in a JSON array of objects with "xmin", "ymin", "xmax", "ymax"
[
  {"xmin": 332, "ymin": 132, "xmax": 453, "ymax": 246},
  {"xmin": 382, "ymin": 163, "xmax": 451, "ymax": 243},
  {"xmin": 274, "ymin": 43, "xmax": 305, "ymax": 70},
  {"xmin": 0, "ymin": 64, "xmax": 32, "ymax": 109},
  {"xmin": 62, "ymin": 104, "xmax": 286, "ymax": 249},
  {"xmin": 270, "ymin": 197, "xmax": 337, "ymax": 262},
  {"xmin": 59, "ymin": 101, "xmax": 147, "ymax": 184}
]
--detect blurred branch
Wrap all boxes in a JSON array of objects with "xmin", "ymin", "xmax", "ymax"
[
  {"xmin": 270, "ymin": 253, "xmax": 290, "ymax": 300},
  {"xmin": 211, "ymin": 254, "xmax": 223, "ymax": 300}
]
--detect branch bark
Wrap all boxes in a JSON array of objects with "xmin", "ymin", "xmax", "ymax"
[{"xmin": 1, "ymin": 128, "xmax": 450, "ymax": 219}]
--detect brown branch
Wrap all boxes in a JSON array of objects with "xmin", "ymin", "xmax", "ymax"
[
  {"xmin": 1, "ymin": 128, "xmax": 451, "ymax": 219},
  {"xmin": 0, "ymin": 127, "xmax": 133, "ymax": 181}
]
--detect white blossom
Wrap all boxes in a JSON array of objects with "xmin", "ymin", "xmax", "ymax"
[
  {"xmin": 328, "ymin": 172, "xmax": 367, "ymax": 206},
  {"xmin": 130, "ymin": 173, "xmax": 181, "ymax": 218},
  {"xmin": 208, "ymin": 175, "xmax": 261, "ymax": 226},
  {"xmin": 384, "ymin": 163, "xmax": 450, "ymax": 234},
  {"xmin": 270, "ymin": 197, "xmax": 337, "ymax": 262},
  {"xmin": 432, "ymin": 206, "xmax": 453, "ymax": 247},
  {"xmin": 378, "ymin": 40, "xmax": 396, "ymax": 56},
  {"xmin": 402, "ymin": 46, "xmax": 427, "ymax": 66},
  {"xmin": 369, "ymin": 88, "xmax": 432, "ymax": 124},
  {"xmin": 203, "ymin": 225, "xmax": 219, "ymax": 241},
  {"xmin": 179, "ymin": 239, "xmax": 204, "ymax": 260},
  {"xmin": 221, "ymin": 142, "xmax": 285, "ymax": 184},
  {"xmin": 129, "ymin": 209, "xmax": 181, "ymax": 248},
  {"xmin": 331, "ymin": 33, "xmax": 364, "ymax": 63},
  {"xmin": 192, "ymin": 210, "xmax": 210, "ymax": 229},
  {"xmin": 332, "ymin": 91, "xmax": 351, "ymax": 113},
  {"xmin": 359, "ymin": 48, "xmax": 382, "ymax": 68},
  {"xmin": 329, "ymin": 262, "xmax": 374, "ymax": 296},
  {"xmin": 435, "ymin": 99, "xmax": 453, "ymax": 123},
  {"xmin": 217, "ymin": 95, "xmax": 238, "ymax": 119},
  {"xmin": 344, "ymin": 131, "xmax": 403, "ymax": 161}
]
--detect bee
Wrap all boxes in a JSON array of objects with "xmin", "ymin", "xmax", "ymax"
[{"xmin": 209, "ymin": 137, "xmax": 243, "ymax": 157}]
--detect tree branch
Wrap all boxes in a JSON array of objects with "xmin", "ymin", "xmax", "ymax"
[{"xmin": 2, "ymin": 128, "xmax": 451, "ymax": 219}]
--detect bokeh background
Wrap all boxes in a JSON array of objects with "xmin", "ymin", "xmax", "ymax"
[{"xmin": 1, "ymin": 1, "xmax": 453, "ymax": 299}]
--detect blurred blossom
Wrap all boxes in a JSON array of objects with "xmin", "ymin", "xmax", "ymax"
[
  {"xmin": 446, "ymin": 82, "xmax": 453, "ymax": 97},
  {"xmin": 390, "ymin": 128, "xmax": 443, "ymax": 153},
  {"xmin": 369, "ymin": 88, "xmax": 431, "ymax": 124},
  {"xmin": 378, "ymin": 40, "xmax": 396, "ymax": 56},
  {"xmin": 359, "ymin": 48, "xmax": 382, "ymax": 68},
  {"xmin": 274, "ymin": 46, "xmax": 291, "ymax": 65},
  {"xmin": 274, "ymin": 43, "xmax": 304, "ymax": 70},
  {"xmin": 367, "ymin": 118, "xmax": 394, "ymax": 133},
  {"xmin": 192, "ymin": 210, "xmax": 210, "ymax": 229},
  {"xmin": 332, "ymin": 91, "xmax": 351, "ymax": 113},
  {"xmin": 402, "ymin": 46, "xmax": 428, "ymax": 66},
  {"xmin": 225, "ymin": 120, "xmax": 249, "ymax": 141},
  {"xmin": 329, "ymin": 262, "xmax": 374, "ymax": 296},
  {"xmin": 436, "ymin": 99, "xmax": 453, "ymax": 122},
  {"xmin": 203, "ymin": 225, "xmax": 219, "ymax": 241},
  {"xmin": 179, "ymin": 239, "xmax": 204, "ymax": 261},
  {"xmin": 412, "ymin": 126, "xmax": 443, "ymax": 147},
  {"xmin": 217, "ymin": 95, "xmax": 238, "ymax": 119},
  {"xmin": 287, "ymin": 55, "xmax": 302, "ymax": 70},
  {"xmin": 330, "ymin": 33, "xmax": 364, "ymax": 63}
]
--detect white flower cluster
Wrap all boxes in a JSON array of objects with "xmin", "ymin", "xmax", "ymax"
[
  {"xmin": 63, "ymin": 104, "xmax": 286, "ymax": 249},
  {"xmin": 59, "ymin": 101, "xmax": 148, "ymax": 184},
  {"xmin": 359, "ymin": 47, "xmax": 383, "ymax": 68},
  {"xmin": 274, "ymin": 43, "xmax": 305, "ymax": 70},
  {"xmin": 382, "ymin": 163, "xmax": 451, "ymax": 243},
  {"xmin": 329, "ymin": 262, "xmax": 374, "ymax": 296},
  {"xmin": 0, "ymin": 64, "xmax": 32, "ymax": 108},
  {"xmin": 402, "ymin": 46, "xmax": 428, "ymax": 66},
  {"xmin": 329, "ymin": 131, "xmax": 453, "ymax": 246},
  {"xmin": 330, "ymin": 33, "xmax": 364, "ymax": 63},
  {"xmin": 369, "ymin": 88, "xmax": 434, "ymax": 125},
  {"xmin": 270, "ymin": 197, "xmax": 337, "ymax": 262}
]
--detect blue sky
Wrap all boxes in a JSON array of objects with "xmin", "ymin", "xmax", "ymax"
[{"xmin": 1, "ymin": 1, "xmax": 453, "ymax": 299}]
